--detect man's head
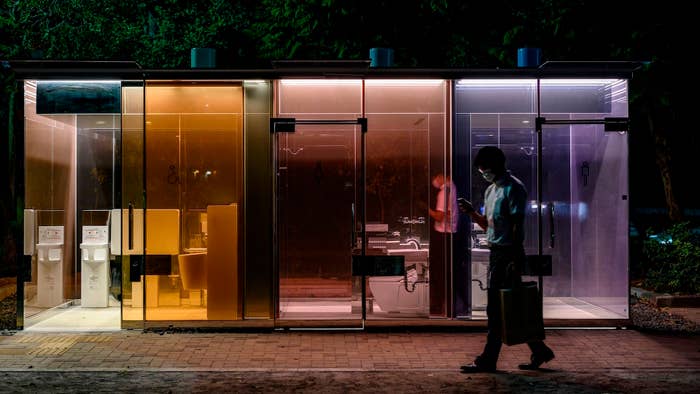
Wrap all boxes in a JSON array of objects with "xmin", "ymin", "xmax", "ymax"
[
  {"xmin": 473, "ymin": 146, "xmax": 506, "ymax": 183},
  {"xmin": 432, "ymin": 173, "xmax": 445, "ymax": 189}
]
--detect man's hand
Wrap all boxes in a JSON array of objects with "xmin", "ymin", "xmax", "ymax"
[{"xmin": 457, "ymin": 198, "xmax": 474, "ymax": 214}]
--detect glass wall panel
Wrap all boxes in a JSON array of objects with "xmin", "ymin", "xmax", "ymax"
[
  {"xmin": 144, "ymin": 82, "xmax": 244, "ymax": 321},
  {"xmin": 23, "ymin": 80, "xmax": 122, "ymax": 330},
  {"xmin": 540, "ymin": 79, "xmax": 628, "ymax": 119},
  {"xmin": 120, "ymin": 83, "xmax": 145, "ymax": 325},
  {"xmin": 456, "ymin": 78, "xmax": 629, "ymax": 319},
  {"xmin": 363, "ymin": 80, "xmax": 449, "ymax": 318},
  {"xmin": 540, "ymin": 79, "xmax": 629, "ymax": 318},
  {"xmin": 275, "ymin": 80, "xmax": 363, "ymax": 322},
  {"xmin": 243, "ymin": 80, "xmax": 273, "ymax": 319},
  {"xmin": 570, "ymin": 127, "xmax": 628, "ymax": 317},
  {"xmin": 454, "ymin": 79, "xmax": 537, "ymax": 319}
]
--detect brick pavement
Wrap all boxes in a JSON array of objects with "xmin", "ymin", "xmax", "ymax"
[{"xmin": 0, "ymin": 329, "xmax": 698, "ymax": 372}]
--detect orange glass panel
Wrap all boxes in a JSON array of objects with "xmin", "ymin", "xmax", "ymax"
[{"xmin": 143, "ymin": 82, "xmax": 243, "ymax": 321}]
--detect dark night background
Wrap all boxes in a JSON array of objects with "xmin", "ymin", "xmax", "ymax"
[{"xmin": 0, "ymin": 0, "xmax": 696, "ymax": 277}]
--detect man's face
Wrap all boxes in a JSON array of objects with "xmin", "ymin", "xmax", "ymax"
[
  {"xmin": 478, "ymin": 167, "xmax": 496, "ymax": 183},
  {"xmin": 432, "ymin": 174, "xmax": 444, "ymax": 189}
]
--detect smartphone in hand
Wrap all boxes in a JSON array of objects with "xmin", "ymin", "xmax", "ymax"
[{"xmin": 457, "ymin": 197, "xmax": 474, "ymax": 213}]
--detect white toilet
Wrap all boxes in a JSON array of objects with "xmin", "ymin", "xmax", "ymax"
[
  {"xmin": 369, "ymin": 271, "xmax": 429, "ymax": 315},
  {"xmin": 471, "ymin": 248, "xmax": 490, "ymax": 311}
]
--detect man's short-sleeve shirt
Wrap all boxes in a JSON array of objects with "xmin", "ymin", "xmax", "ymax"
[{"xmin": 484, "ymin": 171, "xmax": 527, "ymax": 246}]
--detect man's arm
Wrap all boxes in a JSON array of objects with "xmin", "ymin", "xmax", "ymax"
[
  {"xmin": 458, "ymin": 198, "xmax": 488, "ymax": 230},
  {"xmin": 429, "ymin": 208, "xmax": 445, "ymax": 222},
  {"xmin": 467, "ymin": 211, "xmax": 488, "ymax": 231}
]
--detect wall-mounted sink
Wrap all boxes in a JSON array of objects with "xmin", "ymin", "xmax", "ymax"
[
  {"xmin": 178, "ymin": 252, "xmax": 207, "ymax": 290},
  {"xmin": 387, "ymin": 248, "xmax": 428, "ymax": 262}
]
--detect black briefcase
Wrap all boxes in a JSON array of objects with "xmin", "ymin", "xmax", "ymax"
[{"xmin": 499, "ymin": 281, "xmax": 545, "ymax": 346}]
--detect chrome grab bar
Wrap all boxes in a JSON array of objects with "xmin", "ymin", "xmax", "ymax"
[
  {"xmin": 128, "ymin": 201, "xmax": 134, "ymax": 250},
  {"xmin": 351, "ymin": 202, "xmax": 356, "ymax": 248},
  {"xmin": 549, "ymin": 202, "xmax": 555, "ymax": 248}
]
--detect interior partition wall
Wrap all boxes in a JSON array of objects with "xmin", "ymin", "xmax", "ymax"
[{"xmin": 454, "ymin": 78, "xmax": 629, "ymax": 320}]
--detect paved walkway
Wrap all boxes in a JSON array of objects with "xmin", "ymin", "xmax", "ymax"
[{"xmin": 0, "ymin": 329, "xmax": 698, "ymax": 392}]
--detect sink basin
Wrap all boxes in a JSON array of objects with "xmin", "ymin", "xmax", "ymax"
[
  {"xmin": 387, "ymin": 249, "xmax": 428, "ymax": 263},
  {"xmin": 178, "ymin": 252, "xmax": 207, "ymax": 290}
]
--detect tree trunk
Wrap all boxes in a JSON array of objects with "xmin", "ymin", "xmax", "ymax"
[{"xmin": 647, "ymin": 109, "xmax": 682, "ymax": 222}]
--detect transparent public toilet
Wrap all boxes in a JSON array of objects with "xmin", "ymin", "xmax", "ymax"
[{"xmin": 10, "ymin": 62, "xmax": 631, "ymax": 331}]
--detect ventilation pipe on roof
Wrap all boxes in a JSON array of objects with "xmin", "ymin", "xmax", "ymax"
[
  {"xmin": 369, "ymin": 47, "xmax": 394, "ymax": 67},
  {"xmin": 191, "ymin": 48, "xmax": 216, "ymax": 68},
  {"xmin": 517, "ymin": 47, "xmax": 542, "ymax": 67}
]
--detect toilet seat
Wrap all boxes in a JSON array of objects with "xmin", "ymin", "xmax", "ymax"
[
  {"xmin": 368, "ymin": 276, "xmax": 404, "ymax": 283},
  {"xmin": 368, "ymin": 275, "xmax": 428, "ymax": 315}
]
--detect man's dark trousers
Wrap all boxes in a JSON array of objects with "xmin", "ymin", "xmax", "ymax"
[{"xmin": 477, "ymin": 245, "xmax": 549, "ymax": 367}]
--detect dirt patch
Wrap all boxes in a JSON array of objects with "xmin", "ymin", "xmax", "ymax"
[
  {"xmin": 0, "ymin": 370, "xmax": 698, "ymax": 393},
  {"xmin": 0, "ymin": 292, "xmax": 17, "ymax": 330},
  {"xmin": 630, "ymin": 296, "xmax": 699, "ymax": 334}
]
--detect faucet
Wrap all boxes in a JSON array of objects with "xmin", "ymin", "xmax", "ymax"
[{"xmin": 405, "ymin": 238, "xmax": 421, "ymax": 250}]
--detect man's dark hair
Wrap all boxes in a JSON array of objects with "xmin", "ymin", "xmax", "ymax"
[{"xmin": 473, "ymin": 146, "xmax": 506, "ymax": 170}]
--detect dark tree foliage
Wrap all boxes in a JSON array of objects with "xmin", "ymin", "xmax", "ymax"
[{"xmin": 0, "ymin": 0, "xmax": 690, "ymax": 222}]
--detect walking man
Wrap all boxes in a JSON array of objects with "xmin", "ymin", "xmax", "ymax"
[{"xmin": 458, "ymin": 146, "xmax": 554, "ymax": 372}]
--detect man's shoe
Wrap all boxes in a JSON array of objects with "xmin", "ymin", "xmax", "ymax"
[
  {"xmin": 518, "ymin": 348, "xmax": 555, "ymax": 370},
  {"xmin": 460, "ymin": 362, "xmax": 496, "ymax": 373}
]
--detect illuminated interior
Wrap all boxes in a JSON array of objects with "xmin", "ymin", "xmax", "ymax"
[
  {"xmin": 455, "ymin": 78, "xmax": 629, "ymax": 319},
  {"xmin": 124, "ymin": 82, "xmax": 245, "ymax": 321},
  {"xmin": 18, "ymin": 75, "xmax": 630, "ymax": 330},
  {"xmin": 23, "ymin": 80, "xmax": 123, "ymax": 331},
  {"xmin": 275, "ymin": 79, "xmax": 450, "ymax": 320}
]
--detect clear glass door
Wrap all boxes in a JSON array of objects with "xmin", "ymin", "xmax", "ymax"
[
  {"xmin": 275, "ymin": 123, "xmax": 363, "ymax": 323},
  {"xmin": 538, "ymin": 79, "xmax": 629, "ymax": 319},
  {"xmin": 274, "ymin": 79, "xmax": 363, "ymax": 325}
]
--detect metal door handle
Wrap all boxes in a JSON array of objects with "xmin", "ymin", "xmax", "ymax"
[
  {"xmin": 549, "ymin": 202, "xmax": 555, "ymax": 248},
  {"xmin": 271, "ymin": 117, "xmax": 368, "ymax": 133},
  {"xmin": 128, "ymin": 202, "xmax": 134, "ymax": 250},
  {"xmin": 351, "ymin": 203, "xmax": 356, "ymax": 248}
]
